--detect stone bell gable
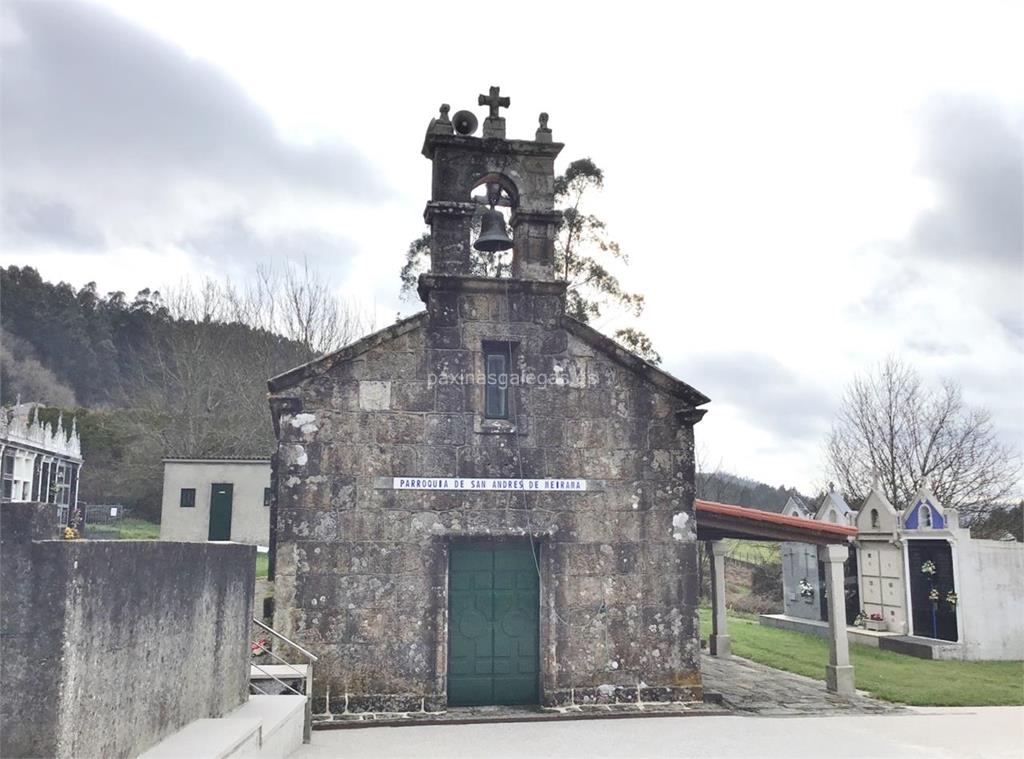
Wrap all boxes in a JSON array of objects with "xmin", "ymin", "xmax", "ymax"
[{"xmin": 267, "ymin": 88, "xmax": 709, "ymax": 717}]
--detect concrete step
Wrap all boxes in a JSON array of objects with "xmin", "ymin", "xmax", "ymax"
[
  {"xmin": 138, "ymin": 718, "xmax": 261, "ymax": 759},
  {"xmin": 232, "ymin": 696, "xmax": 306, "ymax": 759},
  {"xmin": 250, "ymin": 663, "xmax": 309, "ymax": 681},
  {"xmin": 139, "ymin": 696, "xmax": 306, "ymax": 759}
]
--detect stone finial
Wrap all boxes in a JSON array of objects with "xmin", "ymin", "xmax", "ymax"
[
  {"xmin": 535, "ymin": 112, "xmax": 552, "ymax": 143},
  {"xmin": 479, "ymin": 85, "xmax": 509, "ymax": 139},
  {"xmin": 429, "ymin": 103, "xmax": 454, "ymax": 136}
]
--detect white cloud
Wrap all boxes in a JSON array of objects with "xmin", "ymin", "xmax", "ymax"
[{"xmin": 2, "ymin": 0, "xmax": 1021, "ymax": 494}]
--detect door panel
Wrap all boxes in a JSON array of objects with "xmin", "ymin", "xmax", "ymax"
[
  {"xmin": 907, "ymin": 539, "xmax": 958, "ymax": 641},
  {"xmin": 448, "ymin": 542, "xmax": 539, "ymax": 706},
  {"xmin": 208, "ymin": 483, "xmax": 233, "ymax": 541}
]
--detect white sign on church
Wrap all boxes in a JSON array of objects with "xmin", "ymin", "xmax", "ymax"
[{"xmin": 386, "ymin": 477, "xmax": 590, "ymax": 492}]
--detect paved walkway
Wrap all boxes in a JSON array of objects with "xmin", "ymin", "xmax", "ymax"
[
  {"xmin": 295, "ymin": 707, "xmax": 1024, "ymax": 758},
  {"xmin": 700, "ymin": 653, "xmax": 904, "ymax": 715}
]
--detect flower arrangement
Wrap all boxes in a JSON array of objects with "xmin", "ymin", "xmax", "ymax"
[
  {"xmin": 62, "ymin": 526, "xmax": 79, "ymax": 540},
  {"xmin": 946, "ymin": 591, "xmax": 958, "ymax": 608},
  {"xmin": 921, "ymin": 560, "xmax": 936, "ymax": 576},
  {"xmin": 798, "ymin": 578, "xmax": 815, "ymax": 598},
  {"xmin": 251, "ymin": 637, "xmax": 269, "ymax": 656},
  {"xmin": 854, "ymin": 610, "xmax": 868, "ymax": 626},
  {"xmin": 870, "ymin": 612, "xmax": 884, "ymax": 621},
  {"xmin": 928, "ymin": 588, "xmax": 939, "ymax": 601}
]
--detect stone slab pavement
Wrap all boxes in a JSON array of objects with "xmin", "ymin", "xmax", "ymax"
[
  {"xmin": 700, "ymin": 653, "xmax": 904, "ymax": 715},
  {"xmin": 294, "ymin": 706, "xmax": 1024, "ymax": 758}
]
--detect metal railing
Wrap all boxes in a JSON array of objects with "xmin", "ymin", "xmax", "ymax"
[{"xmin": 250, "ymin": 617, "xmax": 319, "ymax": 743}]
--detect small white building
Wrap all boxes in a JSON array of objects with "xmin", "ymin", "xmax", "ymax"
[
  {"xmin": 0, "ymin": 403, "xmax": 82, "ymax": 524},
  {"xmin": 159, "ymin": 458, "xmax": 271, "ymax": 547}
]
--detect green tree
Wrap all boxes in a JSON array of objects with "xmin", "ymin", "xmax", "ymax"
[{"xmin": 399, "ymin": 158, "xmax": 661, "ymax": 365}]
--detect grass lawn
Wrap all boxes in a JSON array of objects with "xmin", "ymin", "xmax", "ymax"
[
  {"xmin": 256, "ymin": 552, "xmax": 269, "ymax": 579},
  {"xmin": 724, "ymin": 539, "xmax": 779, "ymax": 564},
  {"xmin": 700, "ymin": 607, "xmax": 1024, "ymax": 706},
  {"xmin": 86, "ymin": 518, "xmax": 160, "ymax": 540}
]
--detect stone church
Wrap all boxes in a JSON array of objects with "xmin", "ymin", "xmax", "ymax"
[{"xmin": 267, "ymin": 88, "xmax": 710, "ymax": 715}]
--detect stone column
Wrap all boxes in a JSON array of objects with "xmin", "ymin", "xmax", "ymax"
[
  {"xmin": 820, "ymin": 542, "xmax": 855, "ymax": 695},
  {"xmin": 424, "ymin": 201, "xmax": 475, "ymax": 276},
  {"xmin": 510, "ymin": 210, "xmax": 561, "ymax": 281},
  {"xmin": 708, "ymin": 540, "xmax": 731, "ymax": 657}
]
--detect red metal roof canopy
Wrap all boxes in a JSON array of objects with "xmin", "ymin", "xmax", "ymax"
[{"xmin": 695, "ymin": 499, "xmax": 856, "ymax": 545}]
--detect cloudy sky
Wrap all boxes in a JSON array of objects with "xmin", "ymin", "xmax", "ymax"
[{"xmin": 2, "ymin": 0, "xmax": 1021, "ymax": 493}]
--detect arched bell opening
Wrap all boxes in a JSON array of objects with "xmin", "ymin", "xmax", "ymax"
[{"xmin": 469, "ymin": 174, "xmax": 518, "ymax": 279}]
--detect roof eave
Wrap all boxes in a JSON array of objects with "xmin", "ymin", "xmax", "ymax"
[{"xmin": 267, "ymin": 312, "xmax": 427, "ymax": 393}]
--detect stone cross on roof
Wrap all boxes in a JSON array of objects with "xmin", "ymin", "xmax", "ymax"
[{"xmin": 478, "ymin": 86, "xmax": 510, "ymax": 119}]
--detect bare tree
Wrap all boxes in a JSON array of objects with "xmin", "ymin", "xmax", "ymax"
[
  {"xmin": 826, "ymin": 356, "xmax": 1020, "ymax": 523},
  {"xmin": 135, "ymin": 262, "xmax": 374, "ymax": 458}
]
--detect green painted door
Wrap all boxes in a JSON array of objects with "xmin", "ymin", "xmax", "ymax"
[
  {"xmin": 208, "ymin": 483, "xmax": 233, "ymax": 541},
  {"xmin": 448, "ymin": 542, "xmax": 539, "ymax": 706}
]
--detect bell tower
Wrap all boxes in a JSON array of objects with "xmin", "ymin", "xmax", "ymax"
[{"xmin": 421, "ymin": 86, "xmax": 564, "ymax": 282}]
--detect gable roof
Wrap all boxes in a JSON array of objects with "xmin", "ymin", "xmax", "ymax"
[
  {"xmin": 855, "ymin": 485, "xmax": 899, "ymax": 531},
  {"xmin": 266, "ymin": 308, "xmax": 711, "ymax": 409},
  {"xmin": 784, "ymin": 494, "xmax": 812, "ymax": 516},
  {"xmin": 815, "ymin": 487, "xmax": 854, "ymax": 521},
  {"xmin": 560, "ymin": 316, "xmax": 709, "ymax": 407},
  {"xmin": 267, "ymin": 312, "xmax": 428, "ymax": 393}
]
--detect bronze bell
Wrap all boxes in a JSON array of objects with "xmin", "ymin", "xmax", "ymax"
[{"xmin": 474, "ymin": 208, "xmax": 514, "ymax": 252}]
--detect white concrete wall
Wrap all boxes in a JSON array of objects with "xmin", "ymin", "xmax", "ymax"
[
  {"xmin": 159, "ymin": 460, "xmax": 270, "ymax": 546},
  {"xmin": 956, "ymin": 539, "xmax": 1024, "ymax": 660}
]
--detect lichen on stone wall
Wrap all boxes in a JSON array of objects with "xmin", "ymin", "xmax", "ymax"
[{"xmin": 672, "ymin": 511, "xmax": 695, "ymax": 542}]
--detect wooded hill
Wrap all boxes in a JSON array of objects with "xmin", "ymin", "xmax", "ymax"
[
  {"xmin": 1, "ymin": 265, "xmax": 349, "ymax": 519},
  {"xmin": 1, "ymin": 265, "xmax": 830, "ymax": 523}
]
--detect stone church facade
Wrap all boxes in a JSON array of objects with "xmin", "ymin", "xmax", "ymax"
[{"xmin": 267, "ymin": 90, "xmax": 710, "ymax": 715}]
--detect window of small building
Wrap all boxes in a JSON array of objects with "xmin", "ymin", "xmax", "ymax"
[
  {"xmin": 1, "ymin": 452, "xmax": 14, "ymax": 501},
  {"xmin": 483, "ymin": 341, "xmax": 514, "ymax": 420},
  {"xmin": 870, "ymin": 508, "xmax": 880, "ymax": 528},
  {"xmin": 263, "ymin": 487, "xmax": 272, "ymax": 507},
  {"xmin": 180, "ymin": 488, "xmax": 196, "ymax": 508}
]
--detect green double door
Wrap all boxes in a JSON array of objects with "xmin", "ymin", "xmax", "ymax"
[{"xmin": 448, "ymin": 542, "xmax": 540, "ymax": 706}]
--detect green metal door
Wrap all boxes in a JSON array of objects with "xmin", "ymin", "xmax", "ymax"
[
  {"xmin": 208, "ymin": 483, "xmax": 233, "ymax": 541},
  {"xmin": 448, "ymin": 542, "xmax": 539, "ymax": 706}
]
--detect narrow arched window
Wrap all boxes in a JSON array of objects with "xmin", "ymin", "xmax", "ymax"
[
  {"xmin": 870, "ymin": 509, "xmax": 880, "ymax": 528},
  {"xmin": 920, "ymin": 507, "xmax": 932, "ymax": 528}
]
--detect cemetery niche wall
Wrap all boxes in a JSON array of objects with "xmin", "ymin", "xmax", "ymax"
[
  {"xmin": 267, "ymin": 88, "xmax": 711, "ymax": 717},
  {"xmin": 780, "ymin": 489, "xmax": 859, "ymax": 625},
  {"xmin": 769, "ymin": 482, "xmax": 1024, "ymax": 661}
]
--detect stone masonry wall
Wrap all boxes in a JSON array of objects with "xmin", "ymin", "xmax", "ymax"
[{"xmin": 270, "ymin": 278, "xmax": 704, "ymax": 715}]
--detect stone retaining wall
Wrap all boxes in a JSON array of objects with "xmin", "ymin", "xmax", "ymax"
[{"xmin": 0, "ymin": 502, "xmax": 255, "ymax": 759}]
